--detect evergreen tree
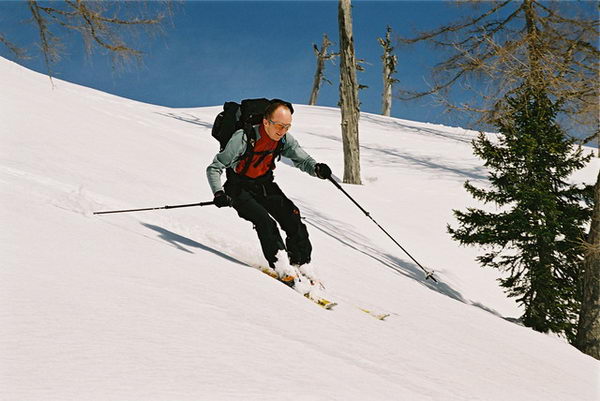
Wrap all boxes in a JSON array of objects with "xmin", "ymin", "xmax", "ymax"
[{"xmin": 448, "ymin": 85, "xmax": 593, "ymax": 341}]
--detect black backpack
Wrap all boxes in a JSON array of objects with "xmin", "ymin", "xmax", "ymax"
[
  {"xmin": 211, "ymin": 98, "xmax": 294, "ymax": 175},
  {"xmin": 211, "ymin": 98, "xmax": 294, "ymax": 150}
]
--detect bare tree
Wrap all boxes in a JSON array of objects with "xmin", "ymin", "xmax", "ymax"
[
  {"xmin": 397, "ymin": 0, "xmax": 599, "ymax": 146},
  {"xmin": 378, "ymin": 25, "xmax": 398, "ymax": 117},
  {"xmin": 338, "ymin": 0, "xmax": 361, "ymax": 185},
  {"xmin": 309, "ymin": 34, "xmax": 339, "ymax": 106},
  {"xmin": 576, "ymin": 169, "xmax": 600, "ymax": 360},
  {"xmin": 2, "ymin": 1, "xmax": 172, "ymax": 77}
]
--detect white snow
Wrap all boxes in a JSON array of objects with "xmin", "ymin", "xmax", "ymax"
[{"xmin": 1, "ymin": 57, "xmax": 599, "ymax": 401}]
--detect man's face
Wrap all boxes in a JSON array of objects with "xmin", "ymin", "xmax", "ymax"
[{"xmin": 263, "ymin": 106, "xmax": 292, "ymax": 141}]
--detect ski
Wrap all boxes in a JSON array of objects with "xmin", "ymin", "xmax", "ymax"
[
  {"xmin": 256, "ymin": 265, "xmax": 389, "ymax": 318},
  {"xmin": 359, "ymin": 308, "xmax": 390, "ymax": 321},
  {"xmin": 305, "ymin": 294, "xmax": 338, "ymax": 310},
  {"xmin": 258, "ymin": 266, "xmax": 337, "ymax": 310}
]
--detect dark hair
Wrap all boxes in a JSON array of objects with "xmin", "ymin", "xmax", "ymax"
[{"xmin": 264, "ymin": 99, "xmax": 294, "ymax": 119}]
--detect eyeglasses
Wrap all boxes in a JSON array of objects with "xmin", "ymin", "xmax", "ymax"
[{"xmin": 269, "ymin": 119, "xmax": 292, "ymax": 131}]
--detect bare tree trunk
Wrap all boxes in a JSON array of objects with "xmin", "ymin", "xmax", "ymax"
[
  {"xmin": 576, "ymin": 169, "xmax": 600, "ymax": 360},
  {"xmin": 338, "ymin": 0, "xmax": 361, "ymax": 185},
  {"xmin": 309, "ymin": 34, "xmax": 335, "ymax": 106},
  {"xmin": 382, "ymin": 60, "xmax": 392, "ymax": 116},
  {"xmin": 309, "ymin": 45, "xmax": 326, "ymax": 106},
  {"xmin": 378, "ymin": 26, "xmax": 397, "ymax": 117}
]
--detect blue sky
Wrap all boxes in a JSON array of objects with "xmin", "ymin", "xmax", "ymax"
[{"xmin": 0, "ymin": 1, "xmax": 595, "ymax": 132}]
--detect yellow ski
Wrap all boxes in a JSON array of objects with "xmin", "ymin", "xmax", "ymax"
[
  {"xmin": 259, "ymin": 266, "xmax": 337, "ymax": 310},
  {"xmin": 359, "ymin": 308, "xmax": 390, "ymax": 320}
]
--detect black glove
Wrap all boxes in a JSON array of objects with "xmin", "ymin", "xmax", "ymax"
[
  {"xmin": 213, "ymin": 190, "xmax": 231, "ymax": 208},
  {"xmin": 315, "ymin": 163, "xmax": 332, "ymax": 180}
]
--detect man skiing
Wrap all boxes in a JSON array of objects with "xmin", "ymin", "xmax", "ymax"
[{"xmin": 206, "ymin": 101, "xmax": 332, "ymax": 287}]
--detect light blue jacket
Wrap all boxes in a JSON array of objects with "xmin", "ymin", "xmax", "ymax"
[{"xmin": 206, "ymin": 125, "xmax": 318, "ymax": 194}]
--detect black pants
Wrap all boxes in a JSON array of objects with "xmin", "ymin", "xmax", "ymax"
[{"xmin": 224, "ymin": 171, "xmax": 311, "ymax": 267}]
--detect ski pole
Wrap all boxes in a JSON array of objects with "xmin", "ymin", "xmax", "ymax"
[
  {"xmin": 93, "ymin": 201, "xmax": 215, "ymax": 215},
  {"xmin": 327, "ymin": 177, "xmax": 437, "ymax": 283}
]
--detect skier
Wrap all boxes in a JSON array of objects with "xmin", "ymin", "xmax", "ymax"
[{"xmin": 206, "ymin": 101, "xmax": 332, "ymax": 286}]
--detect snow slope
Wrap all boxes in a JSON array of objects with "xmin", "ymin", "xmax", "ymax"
[{"xmin": 1, "ymin": 57, "xmax": 598, "ymax": 401}]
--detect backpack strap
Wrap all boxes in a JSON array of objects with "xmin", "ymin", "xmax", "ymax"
[
  {"xmin": 270, "ymin": 136, "xmax": 285, "ymax": 169},
  {"xmin": 235, "ymin": 127, "xmax": 286, "ymax": 177},
  {"xmin": 249, "ymin": 134, "xmax": 285, "ymax": 171},
  {"xmin": 235, "ymin": 123, "xmax": 258, "ymax": 176}
]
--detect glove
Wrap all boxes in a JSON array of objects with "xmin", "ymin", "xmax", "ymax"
[
  {"xmin": 213, "ymin": 190, "xmax": 231, "ymax": 208},
  {"xmin": 315, "ymin": 163, "xmax": 332, "ymax": 180}
]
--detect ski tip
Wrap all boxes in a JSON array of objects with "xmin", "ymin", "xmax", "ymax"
[
  {"xmin": 324, "ymin": 301, "xmax": 338, "ymax": 310},
  {"xmin": 305, "ymin": 294, "xmax": 337, "ymax": 310},
  {"xmin": 360, "ymin": 308, "xmax": 390, "ymax": 320},
  {"xmin": 320, "ymin": 301, "xmax": 338, "ymax": 310}
]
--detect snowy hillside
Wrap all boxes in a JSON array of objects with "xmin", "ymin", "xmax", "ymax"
[{"xmin": 1, "ymin": 57, "xmax": 598, "ymax": 401}]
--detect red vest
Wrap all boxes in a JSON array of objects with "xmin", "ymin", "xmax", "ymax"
[{"xmin": 235, "ymin": 124, "xmax": 280, "ymax": 178}]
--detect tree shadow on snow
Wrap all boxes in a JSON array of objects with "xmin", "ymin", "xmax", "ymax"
[
  {"xmin": 141, "ymin": 223, "xmax": 247, "ymax": 267},
  {"xmin": 359, "ymin": 113, "xmax": 474, "ymax": 145},
  {"xmin": 155, "ymin": 112, "xmax": 214, "ymax": 129},
  {"xmin": 299, "ymin": 130, "xmax": 486, "ymax": 182},
  {"xmin": 362, "ymin": 147, "xmax": 487, "ymax": 181}
]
